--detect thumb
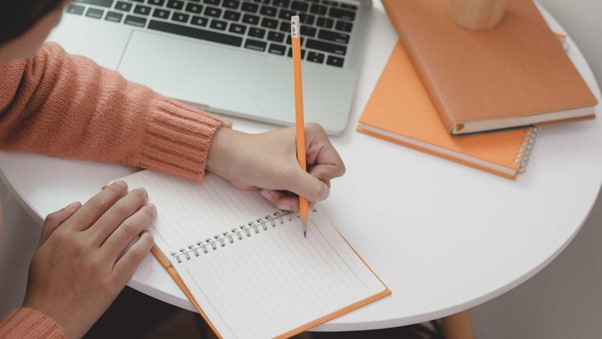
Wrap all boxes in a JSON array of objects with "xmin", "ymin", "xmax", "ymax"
[
  {"xmin": 39, "ymin": 201, "xmax": 81, "ymax": 246},
  {"xmin": 287, "ymin": 170, "xmax": 329, "ymax": 203}
]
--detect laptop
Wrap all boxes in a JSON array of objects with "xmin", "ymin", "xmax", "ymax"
[{"xmin": 49, "ymin": 0, "xmax": 373, "ymax": 134}]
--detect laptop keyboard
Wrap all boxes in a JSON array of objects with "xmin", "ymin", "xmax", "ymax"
[{"xmin": 66, "ymin": 0, "xmax": 359, "ymax": 67}]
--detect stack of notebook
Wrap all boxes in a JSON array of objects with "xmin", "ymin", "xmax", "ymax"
[{"xmin": 357, "ymin": 0, "xmax": 597, "ymax": 179}]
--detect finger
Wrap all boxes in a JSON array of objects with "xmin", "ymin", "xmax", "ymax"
[
  {"xmin": 39, "ymin": 201, "xmax": 81, "ymax": 246},
  {"xmin": 305, "ymin": 124, "xmax": 346, "ymax": 181},
  {"xmin": 67, "ymin": 181, "xmax": 129, "ymax": 232},
  {"xmin": 284, "ymin": 168, "xmax": 329, "ymax": 203},
  {"xmin": 89, "ymin": 188, "xmax": 148, "ymax": 245},
  {"xmin": 101, "ymin": 204, "xmax": 156, "ymax": 263},
  {"xmin": 112, "ymin": 230, "xmax": 154, "ymax": 286}
]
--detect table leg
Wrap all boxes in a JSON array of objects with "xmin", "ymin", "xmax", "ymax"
[{"xmin": 440, "ymin": 310, "xmax": 476, "ymax": 339}]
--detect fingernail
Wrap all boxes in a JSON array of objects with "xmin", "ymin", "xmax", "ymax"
[
  {"xmin": 113, "ymin": 180, "xmax": 127, "ymax": 189},
  {"xmin": 260, "ymin": 190, "xmax": 273, "ymax": 201},
  {"xmin": 148, "ymin": 204, "xmax": 157, "ymax": 216},
  {"xmin": 64, "ymin": 201, "xmax": 80, "ymax": 211},
  {"xmin": 321, "ymin": 187, "xmax": 330, "ymax": 200},
  {"xmin": 277, "ymin": 203, "xmax": 291, "ymax": 211}
]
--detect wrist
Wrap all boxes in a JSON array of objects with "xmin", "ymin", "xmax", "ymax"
[{"xmin": 207, "ymin": 127, "xmax": 248, "ymax": 180}]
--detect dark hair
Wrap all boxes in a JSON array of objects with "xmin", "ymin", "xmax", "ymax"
[{"xmin": 0, "ymin": 0, "xmax": 65, "ymax": 45}]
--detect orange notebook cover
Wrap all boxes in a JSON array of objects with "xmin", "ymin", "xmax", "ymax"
[
  {"xmin": 382, "ymin": 0, "xmax": 597, "ymax": 135},
  {"xmin": 358, "ymin": 42, "xmax": 538, "ymax": 180},
  {"xmin": 118, "ymin": 170, "xmax": 391, "ymax": 338}
]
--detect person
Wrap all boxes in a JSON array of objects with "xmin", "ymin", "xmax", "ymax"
[{"xmin": 0, "ymin": 0, "xmax": 346, "ymax": 337}]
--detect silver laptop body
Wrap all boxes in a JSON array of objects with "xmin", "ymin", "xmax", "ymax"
[{"xmin": 49, "ymin": 0, "xmax": 372, "ymax": 134}]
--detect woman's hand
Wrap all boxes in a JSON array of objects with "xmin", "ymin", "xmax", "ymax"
[
  {"xmin": 207, "ymin": 123, "xmax": 345, "ymax": 211},
  {"xmin": 23, "ymin": 181, "xmax": 155, "ymax": 338}
]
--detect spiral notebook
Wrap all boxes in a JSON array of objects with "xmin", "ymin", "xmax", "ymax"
[
  {"xmin": 357, "ymin": 42, "xmax": 538, "ymax": 180},
  {"xmin": 118, "ymin": 170, "xmax": 390, "ymax": 338}
]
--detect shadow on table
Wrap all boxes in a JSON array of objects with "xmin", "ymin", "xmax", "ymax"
[{"xmin": 85, "ymin": 287, "xmax": 440, "ymax": 339}]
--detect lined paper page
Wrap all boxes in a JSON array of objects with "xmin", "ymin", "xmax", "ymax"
[
  {"xmin": 120, "ymin": 170, "xmax": 389, "ymax": 338},
  {"xmin": 121, "ymin": 171, "xmax": 282, "ymax": 253}
]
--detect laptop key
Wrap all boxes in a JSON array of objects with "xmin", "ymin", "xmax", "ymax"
[
  {"xmin": 229, "ymin": 23, "xmax": 246, "ymax": 34},
  {"xmin": 242, "ymin": 14, "xmax": 260, "ymax": 25},
  {"xmin": 115, "ymin": 2, "xmax": 132, "ymax": 12},
  {"xmin": 317, "ymin": 17, "xmax": 333, "ymax": 28},
  {"xmin": 166, "ymin": 0, "xmax": 184, "ymax": 10},
  {"xmin": 318, "ymin": 29, "xmax": 349, "ymax": 44},
  {"xmin": 248, "ymin": 27, "xmax": 266, "ymax": 39},
  {"xmin": 306, "ymin": 39, "xmax": 346, "ymax": 55},
  {"xmin": 306, "ymin": 51, "xmax": 325, "ymax": 64},
  {"xmin": 124, "ymin": 15, "xmax": 147, "ymax": 27},
  {"xmin": 74, "ymin": 0, "xmax": 113, "ymax": 8},
  {"xmin": 223, "ymin": 10, "xmax": 241, "ymax": 21},
  {"xmin": 148, "ymin": 20, "xmax": 243, "ymax": 47},
  {"xmin": 340, "ymin": 3, "xmax": 358, "ymax": 10},
  {"xmin": 66, "ymin": 4, "xmax": 85, "ymax": 15},
  {"xmin": 133, "ymin": 5, "xmax": 152, "ymax": 16},
  {"xmin": 223, "ymin": 0, "xmax": 240, "ymax": 9},
  {"xmin": 273, "ymin": 0, "xmax": 290, "ymax": 8},
  {"xmin": 267, "ymin": 31, "xmax": 285, "ymax": 43},
  {"xmin": 210, "ymin": 19, "xmax": 227, "ymax": 30},
  {"xmin": 191, "ymin": 16, "xmax": 208, "ymax": 26},
  {"xmin": 148, "ymin": 0, "xmax": 165, "ymax": 6},
  {"xmin": 241, "ymin": 2, "xmax": 259, "ymax": 13},
  {"xmin": 185, "ymin": 3, "xmax": 203, "ymax": 14},
  {"xmin": 204, "ymin": 0, "xmax": 220, "ymax": 5},
  {"xmin": 279, "ymin": 21, "xmax": 290, "ymax": 33},
  {"xmin": 299, "ymin": 13, "xmax": 315, "ymax": 25},
  {"xmin": 300, "ymin": 26, "xmax": 317, "ymax": 38},
  {"xmin": 260, "ymin": 5, "xmax": 277, "ymax": 17},
  {"xmin": 261, "ymin": 17, "xmax": 278, "ymax": 29},
  {"xmin": 172, "ymin": 12, "xmax": 190, "ymax": 23},
  {"xmin": 205, "ymin": 6, "xmax": 222, "ymax": 17},
  {"xmin": 329, "ymin": 8, "xmax": 355, "ymax": 21},
  {"xmin": 278, "ymin": 9, "xmax": 295, "ymax": 20},
  {"xmin": 309, "ymin": 4, "xmax": 326, "ymax": 15},
  {"xmin": 105, "ymin": 11, "xmax": 123, "ymax": 22},
  {"xmin": 326, "ymin": 55, "xmax": 344, "ymax": 67},
  {"xmin": 291, "ymin": 1, "xmax": 308, "ymax": 12},
  {"xmin": 245, "ymin": 39, "xmax": 267, "ymax": 52},
  {"xmin": 268, "ymin": 43, "xmax": 286, "ymax": 55},
  {"xmin": 335, "ymin": 20, "xmax": 352, "ymax": 32},
  {"xmin": 153, "ymin": 8, "xmax": 171, "ymax": 19},
  {"xmin": 85, "ymin": 8, "xmax": 104, "ymax": 19}
]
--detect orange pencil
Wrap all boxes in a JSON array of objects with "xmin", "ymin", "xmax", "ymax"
[{"xmin": 291, "ymin": 16, "xmax": 309, "ymax": 237}]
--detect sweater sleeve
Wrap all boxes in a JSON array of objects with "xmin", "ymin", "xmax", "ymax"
[
  {"xmin": 0, "ymin": 42, "xmax": 223, "ymax": 181},
  {"xmin": 0, "ymin": 308, "xmax": 65, "ymax": 339}
]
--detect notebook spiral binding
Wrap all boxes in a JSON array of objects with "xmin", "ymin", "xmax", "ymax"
[
  {"xmin": 515, "ymin": 126, "xmax": 540, "ymax": 174},
  {"xmin": 170, "ymin": 208, "xmax": 316, "ymax": 263}
]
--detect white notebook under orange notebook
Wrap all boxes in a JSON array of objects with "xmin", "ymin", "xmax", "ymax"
[{"xmin": 118, "ymin": 170, "xmax": 390, "ymax": 338}]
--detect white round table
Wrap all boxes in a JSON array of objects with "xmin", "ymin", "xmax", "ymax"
[{"xmin": 1, "ymin": 1, "xmax": 600, "ymax": 332}]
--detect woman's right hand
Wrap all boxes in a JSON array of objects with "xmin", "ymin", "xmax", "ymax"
[{"xmin": 23, "ymin": 181, "xmax": 156, "ymax": 338}]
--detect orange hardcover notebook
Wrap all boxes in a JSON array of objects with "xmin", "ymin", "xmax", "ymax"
[
  {"xmin": 357, "ymin": 42, "xmax": 539, "ymax": 180},
  {"xmin": 117, "ymin": 170, "xmax": 390, "ymax": 338},
  {"xmin": 382, "ymin": 0, "xmax": 597, "ymax": 135}
]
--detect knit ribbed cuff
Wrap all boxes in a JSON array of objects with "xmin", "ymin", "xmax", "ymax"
[
  {"xmin": 0, "ymin": 308, "xmax": 65, "ymax": 339},
  {"xmin": 137, "ymin": 99, "xmax": 223, "ymax": 181}
]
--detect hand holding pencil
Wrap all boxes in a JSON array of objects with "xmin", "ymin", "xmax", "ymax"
[{"xmin": 205, "ymin": 17, "xmax": 345, "ymax": 232}]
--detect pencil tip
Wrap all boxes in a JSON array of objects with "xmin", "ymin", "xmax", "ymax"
[{"xmin": 304, "ymin": 231, "xmax": 307, "ymax": 238}]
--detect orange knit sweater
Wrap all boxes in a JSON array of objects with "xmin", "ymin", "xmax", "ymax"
[{"xmin": 0, "ymin": 43, "xmax": 224, "ymax": 337}]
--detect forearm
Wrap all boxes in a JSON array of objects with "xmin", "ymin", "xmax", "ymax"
[{"xmin": 0, "ymin": 42, "xmax": 223, "ymax": 181}]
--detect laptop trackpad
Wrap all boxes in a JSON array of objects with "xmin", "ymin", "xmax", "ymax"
[{"xmin": 117, "ymin": 30, "xmax": 266, "ymax": 111}]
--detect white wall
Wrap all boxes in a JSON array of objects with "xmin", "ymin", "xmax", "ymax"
[{"xmin": 473, "ymin": 1, "xmax": 602, "ymax": 337}]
